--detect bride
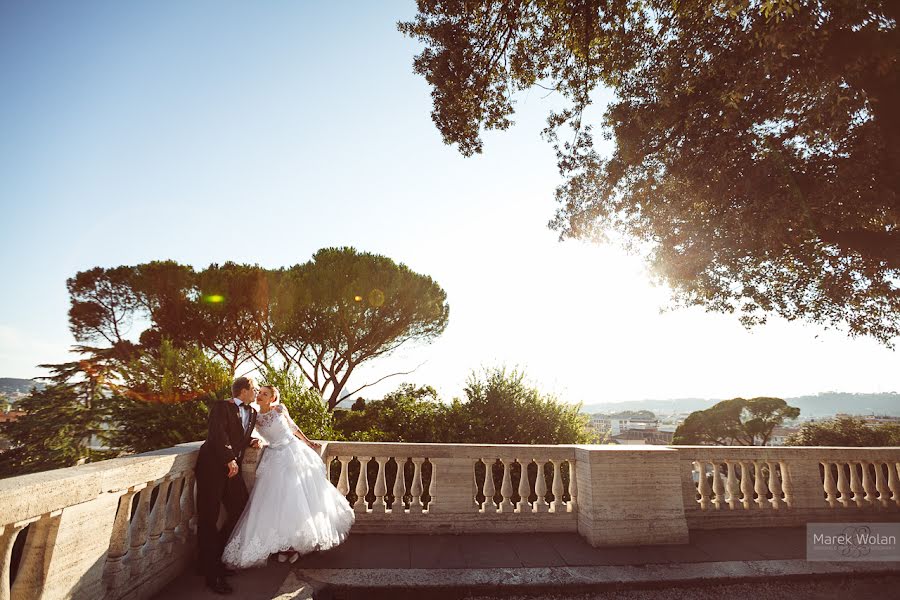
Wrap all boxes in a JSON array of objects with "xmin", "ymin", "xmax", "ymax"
[{"xmin": 222, "ymin": 384, "xmax": 354, "ymax": 567}]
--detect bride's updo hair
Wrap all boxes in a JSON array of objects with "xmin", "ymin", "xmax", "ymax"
[{"xmin": 261, "ymin": 384, "xmax": 280, "ymax": 404}]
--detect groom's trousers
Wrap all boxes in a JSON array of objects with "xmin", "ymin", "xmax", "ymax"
[{"xmin": 195, "ymin": 455, "xmax": 250, "ymax": 580}]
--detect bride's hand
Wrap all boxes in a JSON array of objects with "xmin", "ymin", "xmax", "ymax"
[{"xmin": 307, "ymin": 440, "xmax": 321, "ymax": 451}]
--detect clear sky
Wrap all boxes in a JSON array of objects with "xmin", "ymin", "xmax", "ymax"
[{"xmin": 1, "ymin": 1, "xmax": 897, "ymax": 406}]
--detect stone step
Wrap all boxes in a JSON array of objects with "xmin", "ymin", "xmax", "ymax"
[{"xmin": 284, "ymin": 561, "xmax": 900, "ymax": 600}]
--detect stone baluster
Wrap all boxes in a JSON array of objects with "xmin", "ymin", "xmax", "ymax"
[
  {"xmin": 147, "ymin": 478, "xmax": 172, "ymax": 563},
  {"xmin": 177, "ymin": 473, "xmax": 195, "ymax": 541},
  {"xmin": 336, "ymin": 457, "xmax": 351, "ymax": 503},
  {"xmin": 162, "ymin": 477, "xmax": 183, "ymax": 555},
  {"xmin": 836, "ymin": 462, "xmax": 851, "ymax": 508},
  {"xmin": 779, "ymin": 460, "xmax": 794, "ymax": 507},
  {"xmin": 534, "ymin": 460, "xmax": 549, "ymax": 512},
  {"xmin": 861, "ymin": 461, "xmax": 876, "ymax": 507},
  {"xmin": 874, "ymin": 462, "xmax": 890, "ymax": 509},
  {"xmin": 822, "ymin": 462, "xmax": 838, "ymax": 507},
  {"xmin": 567, "ymin": 461, "xmax": 578, "ymax": 512},
  {"xmin": 1, "ymin": 522, "xmax": 28, "ymax": 600},
  {"xmin": 354, "ymin": 458, "xmax": 370, "ymax": 513},
  {"xmin": 473, "ymin": 462, "xmax": 480, "ymax": 509},
  {"xmin": 409, "ymin": 458, "xmax": 424, "ymax": 513},
  {"xmin": 517, "ymin": 458, "xmax": 532, "ymax": 513},
  {"xmin": 481, "ymin": 459, "xmax": 496, "ymax": 512},
  {"xmin": 739, "ymin": 461, "xmax": 753, "ymax": 509},
  {"xmin": 499, "ymin": 459, "xmax": 514, "ymax": 512},
  {"xmin": 426, "ymin": 459, "xmax": 436, "ymax": 511},
  {"xmin": 104, "ymin": 486, "xmax": 142, "ymax": 590},
  {"xmin": 849, "ymin": 462, "xmax": 864, "ymax": 507},
  {"xmin": 8, "ymin": 512, "xmax": 60, "ymax": 600},
  {"xmin": 550, "ymin": 460, "xmax": 564, "ymax": 513},
  {"xmin": 768, "ymin": 461, "xmax": 783, "ymax": 509},
  {"xmin": 372, "ymin": 457, "xmax": 388, "ymax": 513},
  {"xmin": 391, "ymin": 458, "xmax": 407, "ymax": 515},
  {"xmin": 725, "ymin": 461, "xmax": 739, "ymax": 509},
  {"xmin": 888, "ymin": 462, "xmax": 900, "ymax": 508},
  {"xmin": 753, "ymin": 461, "xmax": 768, "ymax": 509},
  {"xmin": 696, "ymin": 462, "xmax": 711, "ymax": 510},
  {"xmin": 711, "ymin": 462, "xmax": 725, "ymax": 510},
  {"xmin": 127, "ymin": 483, "xmax": 154, "ymax": 579}
]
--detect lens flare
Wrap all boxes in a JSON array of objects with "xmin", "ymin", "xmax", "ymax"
[
  {"xmin": 354, "ymin": 295, "xmax": 363, "ymax": 302},
  {"xmin": 368, "ymin": 288, "xmax": 385, "ymax": 307},
  {"xmin": 203, "ymin": 294, "xmax": 225, "ymax": 303}
]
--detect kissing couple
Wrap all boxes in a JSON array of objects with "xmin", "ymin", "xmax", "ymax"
[{"xmin": 194, "ymin": 376, "xmax": 355, "ymax": 595}]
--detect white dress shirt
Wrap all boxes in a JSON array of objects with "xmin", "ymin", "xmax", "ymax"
[{"xmin": 232, "ymin": 397, "xmax": 250, "ymax": 433}]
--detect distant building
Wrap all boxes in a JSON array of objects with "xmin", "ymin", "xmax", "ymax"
[
  {"xmin": 0, "ymin": 410, "xmax": 25, "ymax": 451},
  {"xmin": 609, "ymin": 429, "xmax": 674, "ymax": 445},
  {"xmin": 765, "ymin": 426, "xmax": 800, "ymax": 446}
]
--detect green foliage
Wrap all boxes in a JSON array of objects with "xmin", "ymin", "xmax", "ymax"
[
  {"xmin": 674, "ymin": 397, "xmax": 801, "ymax": 445},
  {"xmin": 65, "ymin": 249, "xmax": 450, "ymax": 409},
  {"xmin": 0, "ymin": 369, "xmax": 112, "ymax": 479},
  {"xmin": 106, "ymin": 341, "xmax": 232, "ymax": 454},
  {"xmin": 335, "ymin": 370, "xmax": 590, "ymax": 445},
  {"xmin": 259, "ymin": 365, "xmax": 335, "ymax": 440},
  {"xmin": 786, "ymin": 416, "xmax": 900, "ymax": 447},
  {"xmin": 334, "ymin": 384, "xmax": 453, "ymax": 442},
  {"xmin": 272, "ymin": 247, "xmax": 450, "ymax": 409},
  {"xmin": 458, "ymin": 368, "xmax": 591, "ymax": 444},
  {"xmin": 401, "ymin": 0, "xmax": 900, "ymax": 344}
]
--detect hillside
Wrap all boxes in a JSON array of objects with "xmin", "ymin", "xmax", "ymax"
[
  {"xmin": 0, "ymin": 378, "xmax": 46, "ymax": 395},
  {"xmin": 582, "ymin": 392, "xmax": 900, "ymax": 417}
]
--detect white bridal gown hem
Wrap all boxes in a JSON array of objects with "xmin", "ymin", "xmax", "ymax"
[{"xmin": 222, "ymin": 404, "xmax": 355, "ymax": 569}]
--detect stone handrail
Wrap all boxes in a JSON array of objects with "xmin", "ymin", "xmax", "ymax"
[
  {"xmin": 1, "ymin": 442, "xmax": 899, "ymax": 599},
  {"xmin": 0, "ymin": 442, "xmax": 204, "ymax": 600},
  {"xmin": 674, "ymin": 446, "xmax": 900, "ymax": 528},
  {"xmin": 319, "ymin": 441, "xmax": 578, "ymax": 534}
]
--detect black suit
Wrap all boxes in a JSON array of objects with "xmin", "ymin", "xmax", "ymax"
[{"xmin": 195, "ymin": 399, "xmax": 257, "ymax": 580}]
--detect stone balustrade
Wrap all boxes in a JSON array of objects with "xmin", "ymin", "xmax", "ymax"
[
  {"xmin": 319, "ymin": 442, "xmax": 579, "ymax": 534},
  {"xmin": 675, "ymin": 446, "xmax": 900, "ymax": 529},
  {"xmin": 1, "ymin": 442, "xmax": 898, "ymax": 599}
]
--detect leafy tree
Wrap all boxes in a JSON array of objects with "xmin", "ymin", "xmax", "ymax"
[
  {"xmin": 673, "ymin": 397, "xmax": 801, "ymax": 445},
  {"xmin": 259, "ymin": 365, "xmax": 335, "ymax": 440},
  {"xmin": 786, "ymin": 416, "xmax": 900, "ymax": 446},
  {"xmin": 457, "ymin": 367, "xmax": 591, "ymax": 444},
  {"xmin": 269, "ymin": 248, "xmax": 450, "ymax": 410},
  {"xmin": 334, "ymin": 384, "xmax": 452, "ymax": 442},
  {"xmin": 0, "ymin": 362, "xmax": 113, "ymax": 478},
  {"xmin": 106, "ymin": 341, "xmax": 232, "ymax": 453},
  {"xmin": 401, "ymin": 0, "xmax": 900, "ymax": 344},
  {"xmin": 334, "ymin": 373, "xmax": 590, "ymax": 445},
  {"xmin": 65, "ymin": 250, "xmax": 449, "ymax": 410}
]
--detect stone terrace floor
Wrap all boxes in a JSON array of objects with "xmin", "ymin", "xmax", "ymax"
[{"xmin": 156, "ymin": 527, "xmax": 900, "ymax": 599}]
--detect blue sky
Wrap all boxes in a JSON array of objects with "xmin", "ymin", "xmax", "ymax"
[{"xmin": 1, "ymin": 1, "xmax": 897, "ymax": 405}]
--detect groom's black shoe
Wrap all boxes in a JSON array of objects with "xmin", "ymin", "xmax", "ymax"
[{"xmin": 206, "ymin": 576, "xmax": 233, "ymax": 595}]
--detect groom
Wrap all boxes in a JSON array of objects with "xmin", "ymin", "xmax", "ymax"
[{"xmin": 195, "ymin": 376, "xmax": 260, "ymax": 595}]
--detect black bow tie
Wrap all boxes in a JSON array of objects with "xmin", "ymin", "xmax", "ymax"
[{"xmin": 238, "ymin": 403, "xmax": 250, "ymax": 411}]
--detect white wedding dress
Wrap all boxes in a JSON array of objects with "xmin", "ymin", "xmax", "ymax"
[{"xmin": 222, "ymin": 404, "xmax": 354, "ymax": 568}]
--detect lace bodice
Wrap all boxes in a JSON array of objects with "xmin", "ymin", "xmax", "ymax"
[{"xmin": 254, "ymin": 404, "xmax": 301, "ymax": 448}]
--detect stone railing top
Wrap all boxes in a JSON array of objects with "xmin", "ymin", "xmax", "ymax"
[
  {"xmin": 672, "ymin": 445, "xmax": 900, "ymax": 460},
  {"xmin": 0, "ymin": 442, "xmax": 200, "ymax": 526},
  {"xmin": 320, "ymin": 441, "xmax": 579, "ymax": 460}
]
